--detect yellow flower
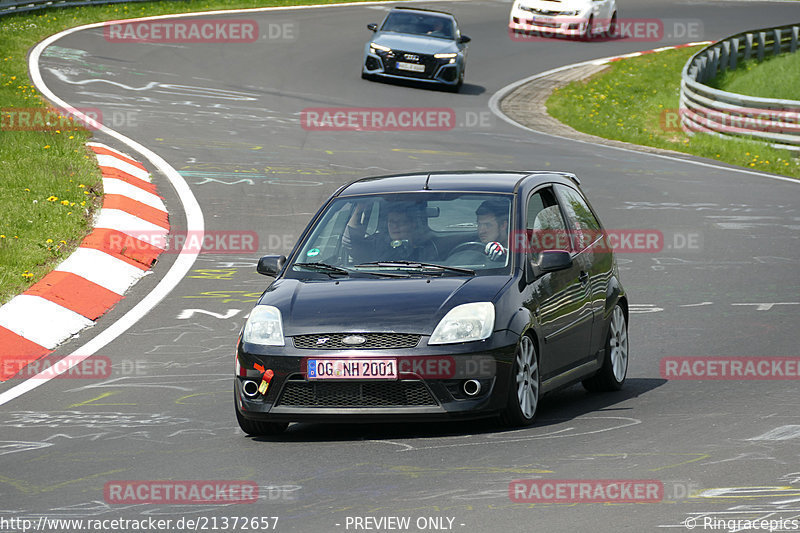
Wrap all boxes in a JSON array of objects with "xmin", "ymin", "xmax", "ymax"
[
  {"xmin": 44, "ymin": 145, "xmax": 50, "ymax": 149},
  {"xmin": 24, "ymin": 188, "xmax": 30, "ymax": 192},
  {"xmin": 46, "ymin": 238, "xmax": 53, "ymax": 243},
  {"xmin": 0, "ymin": 235, "xmax": 5, "ymax": 239},
  {"xmin": 22, "ymin": 272, "xmax": 33, "ymax": 279},
  {"xmin": 78, "ymin": 184, "xmax": 85, "ymax": 188},
  {"xmin": 60, "ymin": 240, "xmax": 66, "ymax": 245},
  {"xmin": 61, "ymin": 200, "xmax": 70, "ymax": 206},
  {"xmin": 47, "ymin": 195, "xmax": 58, "ymax": 202}
]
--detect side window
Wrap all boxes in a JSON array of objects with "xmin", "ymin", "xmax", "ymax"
[
  {"xmin": 525, "ymin": 187, "xmax": 571, "ymax": 258},
  {"xmin": 554, "ymin": 184, "xmax": 602, "ymax": 251}
]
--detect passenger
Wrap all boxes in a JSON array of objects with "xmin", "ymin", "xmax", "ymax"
[
  {"xmin": 476, "ymin": 200, "xmax": 510, "ymax": 261},
  {"xmin": 344, "ymin": 201, "xmax": 439, "ymax": 263}
]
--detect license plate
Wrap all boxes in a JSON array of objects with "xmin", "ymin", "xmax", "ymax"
[
  {"xmin": 307, "ymin": 359, "xmax": 398, "ymax": 380},
  {"xmin": 396, "ymin": 62, "xmax": 425, "ymax": 72},
  {"xmin": 533, "ymin": 16, "xmax": 555, "ymax": 24}
]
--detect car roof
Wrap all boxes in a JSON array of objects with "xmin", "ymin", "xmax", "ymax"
[
  {"xmin": 390, "ymin": 6, "xmax": 455, "ymax": 18},
  {"xmin": 336, "ymin": 171, "xmax": 580, "ymax": 196}
]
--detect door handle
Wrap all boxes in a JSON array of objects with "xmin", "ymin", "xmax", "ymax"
[{"xmin": 578, "ymin": 271, "xmax": 589, "ymax": 284}]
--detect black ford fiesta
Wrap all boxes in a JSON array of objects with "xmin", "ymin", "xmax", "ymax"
[{"xmin": 235, "ymin": 171, "xmax": 629, "ymax": 435}]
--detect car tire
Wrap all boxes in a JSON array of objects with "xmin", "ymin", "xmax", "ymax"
[
  {"xmin": 500, "ymin": 334, "xmax": 540, "ymax": 427},
  {"xmin": 235, "ymin": 405, "xmax": 288, "ymax": 436},
  {"xmin": 583, "ymin": 303, "xmax": 628, "ymax": 392},
  {"xmin": 606, "ymin": 12, "xmax": 618, "ymax": 38},
  {"xmin": 581, "ymin": 16, "xmax": 593, "ymax": 40}
]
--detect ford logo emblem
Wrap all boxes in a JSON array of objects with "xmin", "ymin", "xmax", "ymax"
[{"xmin": 342, "ymin": 335, "xmax": 367, "ymax": 345}]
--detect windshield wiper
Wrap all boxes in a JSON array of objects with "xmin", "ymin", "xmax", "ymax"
[
  {"xmin": 355, "ymin": 261, "xmax": 475, "ymax": 276},
  {"xmin": 293, "ymin": 262, "xmax": 350, "ymax": 277},
  {"xmin": 294, "ymin": 262, "xmax": 410, "ymax": 278}
]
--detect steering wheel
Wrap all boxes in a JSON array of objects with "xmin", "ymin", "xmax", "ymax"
[{"xmin": 448, "ymin": 241, "xmax": 486, "ymax": 256}]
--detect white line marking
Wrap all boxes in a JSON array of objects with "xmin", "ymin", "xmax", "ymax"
[
  {"xmin": 55, "ymin": 248, "xmax": 146, "ymax": 295},
  {"xmin": 488, "ymin": 53, "xmax": 800, "ymax": 186},
  {"xmin": 748, "ymin": 425, "xmax": 800, "ymax": 441},
  {"xmin": 0, "ymin": 295, "xmax": 93, "ymax": 349}
]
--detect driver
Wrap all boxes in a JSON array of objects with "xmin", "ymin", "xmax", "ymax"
[
  {"xmin": 344, "ymin": 201, "xmax": 439, "ymax": 263},
  {"xmin": 476, "ymin": 200, "xmax": 509, "ymax": 262}
]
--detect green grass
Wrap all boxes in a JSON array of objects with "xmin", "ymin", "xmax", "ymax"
[
  {"xmin": 0, "ymin": 0, "xmax": 379, "ymax": 305},
  {"xmin": 546, "ymin": 47, "xmax": 800, "ymax": 181},
  {"xmin": 708, "ymin": 52, "xmax": 800, "ymax": 100}
]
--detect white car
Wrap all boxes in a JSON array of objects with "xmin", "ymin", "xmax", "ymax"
[{"xmin": 509, "ymin": 0, "xmax": 617, "ymax": 39}]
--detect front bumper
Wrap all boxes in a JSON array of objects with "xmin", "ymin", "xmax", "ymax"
[
  {"xmin": 235, "ymin": 331, "xmax": 518, "ymax": 423},
  {"xmin": 362, "ymin": 51, "xmax": 463, "ymax": 86},
  {"xmin": 508, "ymin": 15, "xmax": 589, "ymax": 37}
]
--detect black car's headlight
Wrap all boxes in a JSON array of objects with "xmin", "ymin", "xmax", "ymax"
[
  {"xmin": 429, "ymin": 302, "xmax": 495, "ymax": 345},
  {"xmin": 243, "ymin": 305, "xmax": 285, "ymax": 346}
]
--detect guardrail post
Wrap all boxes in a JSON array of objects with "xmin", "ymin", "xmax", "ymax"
[
  {"xmin": 729, "ymin": 37, "xmax": 739, "ymax": 70},
  {"xmin": 757, "ymin": 31, "xmax": 766, "ymax": 61},
  {"xmin": 792, "ymin": 27, "xmax": 799, "ymax": 53},
  {"xmin": 773, "ymin": 28, "xmax": 782, "ymax": 56},
  {"xmin": 744, "ymin": 33, "xmax": 753, "ymax": 61},
  {"xmin": 719, "ymin": 41, "xmax": 729, "ymax": 73}
]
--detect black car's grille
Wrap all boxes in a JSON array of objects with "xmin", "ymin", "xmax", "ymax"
[
  {"xmin": 383, "ymin": 50, "xmax": 438, "ymax": 79},
  {"xmin": 293, "ymin": 333, "xmax": 420, "ymax": 350},
  {"xmin": 276, "ymin": 380, "xmax": 437, "ymax": 407}
]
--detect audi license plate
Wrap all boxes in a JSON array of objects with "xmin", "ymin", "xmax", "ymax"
[
  {"xmin": 307, "ymin": 359, "xmax": 398, "ymax": 380},
  {"xmin": 396, "ymin": 62, "xmax": 425, "ymax": 72}
]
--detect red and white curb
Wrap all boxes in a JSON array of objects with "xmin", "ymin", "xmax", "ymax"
[
  {"xmin": 603, "ymin": 41, "xmax": 713, "ymax": 62},
  {"xmin": 0, "ymin": 142, "xmax": 169, "ymax": 381}
]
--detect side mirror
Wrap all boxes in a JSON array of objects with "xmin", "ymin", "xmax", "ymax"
[
  {"xmin": 257, "ymin": 255, "xmax": 286, "ymax": 277},
  {"xmin": 459, "ymin": 35, "xmax": 471, "ymax": 44},
  {"xmin": 537, "ymin": 250, "xmax": 573, "ymax": 272},
  {"xmin": 367, "ymin": 23, "xmax": 378, "ymax": 32},
  {"xmin": 525, "ymin": 250, "xmax": 573, "ymax": 283}
]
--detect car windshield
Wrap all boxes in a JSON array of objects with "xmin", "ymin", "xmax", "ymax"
[
  {"xmin": 289, "ymin": 192, "xmax": 513, "ymax": 278},
  {"xmin": 380, "ymin": 11, "xmax": 456, "ymax": 40}
]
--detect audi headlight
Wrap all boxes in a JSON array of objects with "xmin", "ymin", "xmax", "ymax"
[
  {"xmin": 434, "ymin": 52, "xmax": 458, "ymax": 59},
  {"xmin": 429, "ymin": 302, "xmax": 495, "ymax": 345},
  {"xmin": 370, "ymin": 43, "xmax": 391, "ymax": 53},
  {"xmin": 243, "ymin": 305, "xmax": 284, "ymax": 346}
]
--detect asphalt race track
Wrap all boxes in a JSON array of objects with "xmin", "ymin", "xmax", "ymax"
[{"xmin": 2, "ymin": 1, "xmax": 800, "ymax": 532}]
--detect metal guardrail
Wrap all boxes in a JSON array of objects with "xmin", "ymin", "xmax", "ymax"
[
  {"xmin": 680, "ymin": 23, "xmax": 800, "ymax": 151},
  {"xmin": 0, "ymin": 0, "xmax": 174, "ymax": 18}
]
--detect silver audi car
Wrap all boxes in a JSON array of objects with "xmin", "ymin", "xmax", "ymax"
[{"xmin": 362, "ymin": 7, "xmax": 470, "ymax": 92}]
